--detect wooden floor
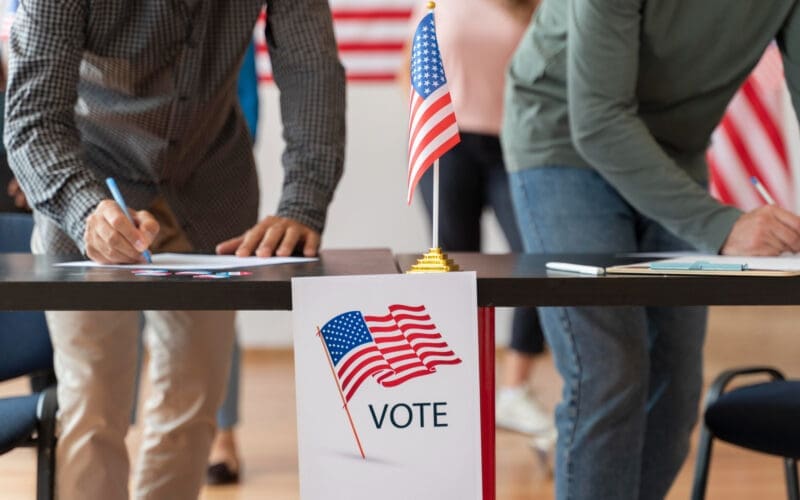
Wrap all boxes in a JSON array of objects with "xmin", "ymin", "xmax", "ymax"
[{"xmin": 2, "ymin": 306, "xmax": 800, "ymax": 499}]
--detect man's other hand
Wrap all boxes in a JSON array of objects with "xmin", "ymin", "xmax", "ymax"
[{"xmin": 215, "ymin": 215, "xmax": 320, "ymax": 257}]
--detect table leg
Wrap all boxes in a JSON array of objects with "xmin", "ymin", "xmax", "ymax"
[{"xmin": 478, "ymin": 306, "xmax": 495, "ymax": 500}]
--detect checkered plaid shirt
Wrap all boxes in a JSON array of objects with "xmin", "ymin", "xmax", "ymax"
[{"xmin": 4, "ymin": 0, "xmax": 345, "ymax": 253}]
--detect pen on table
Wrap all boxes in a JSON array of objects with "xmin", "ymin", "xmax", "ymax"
[
  {"xmin": 105, "ymin": 177, "xmax": 153, "ymax": 263},
  {"xmin": 545, "ymin": 261, "xmax": 606, "ymax": 276},
  {"xmin": 750, "ymin": 176, "xmax": 776, "ymax": 205}
]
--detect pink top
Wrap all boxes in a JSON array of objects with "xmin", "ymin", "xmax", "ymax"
[{"xmin": 411, "ymin": 0, "xmax": 530, "ymax": 135}]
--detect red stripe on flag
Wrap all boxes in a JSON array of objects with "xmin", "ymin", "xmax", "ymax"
[
  {"xmin": 406, "ymin": 332, "xmax": 442, "ymax": 342},
  {"xmin": 707, "ymin": 154, "xmax": 736, "ymax": 206},
  {"xmin": 337, "ymin": 346, "xmax": 386, "ymax": 385},
  {"xmin": 389, "ymin": 305, "xmax": 426, "ymax": 312},
  {"xmin": 345, "ymin": 74, "xmax": 398, "ymax": 82},
  {"xmin": 719, "ymin": 115, "xmax": 779, "ymax": 198},
  {"xmin": 741, "ymin": 79, "xmax": 789, "ymax": 170},
  {"xmin": 425, "ymin": 358, "xmax": 462, "ymax": 368},
  {"xmin": 339, "ymin": 352, "xmax": 390, "ymax": 402},
  {"xmin": 332, "ymin": 9, "xmax": 412, "ymax": 20},
  {"xmin": 408, "ymin": 92, "xmax": 454, "ymax": 152},
  {"xmin": 398, "ymin": 322, "xmax": 437, "ymax": 332},
  {"xmin": 407, "ymin": 93, "xmax": 423, "ymax": 134},
  {"xmin": 392, "ymin": 313, "xmax": 430, "ymax": 322},
  {"xmin": 337, "ymin": 42, "xmax": 404, "ymax": 52},
  {"xmin": 379, "ymin": 369, "xmax": 432, "ymax": 387},
  {"xmin": 363, "ymin": 313, "xmax": 394, "ymax": 322},
  {"xmin": 256, "ymin": 42, "xmax": 404, "ymax": 54},
  {"xmin": 408, "ymin": 112, "xmax": 458, "ymax": 176},
  {"xmin": 407, "ymin": 133, "xmax": 461, "ymax": 198}
]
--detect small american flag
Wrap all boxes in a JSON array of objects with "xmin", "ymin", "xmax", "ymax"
[
  {"xmin": 320, "ymin": 304, "xmax": 461, "ymax": 402},
  {"xmin": 406, "ymin": 10, "xmax": 460, "ymax": 204},
  {"xmin": 708, "ymin": 44, "xmax": 796, "ymax": 210}
]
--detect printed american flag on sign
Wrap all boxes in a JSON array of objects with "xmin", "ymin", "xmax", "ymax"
[
  {"xmin": 254, "ymin": 0, "xmax": 415, "ymax": 82},
  {"xmin": 708, "ymin": 44, "xmax": 796, "ymax": 210},
  {"xmin": 406, "ymin": 10, "xmax": 460, "ymax": 204},
  {"xmin": 319, "ymin": 305, "xmax": 461, "ymax": 402}
]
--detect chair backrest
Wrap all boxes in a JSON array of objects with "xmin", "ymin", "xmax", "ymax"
[
  {"xmin": 0, "ymin": 212, "xmax": 35, "ymax": 252},
  {"xmin": 0, "ymin": 213, "xmax": 53, "ymax": 381}
]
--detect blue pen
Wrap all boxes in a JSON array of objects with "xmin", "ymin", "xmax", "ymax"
[{"xmin": 105, "ymin": 178, "xmax": 153, "ymax": 263}]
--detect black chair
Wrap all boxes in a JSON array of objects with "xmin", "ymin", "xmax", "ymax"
[
  {"xmin": 692, "ymin": 366, "xmax": 800, "ymax": 500},
  {"xmin": 0, "ymin": 212, "xmax": 57, "ymax": 500}
]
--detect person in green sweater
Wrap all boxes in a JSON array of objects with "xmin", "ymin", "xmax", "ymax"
[{"xmin": 502, "ymin": 1, "xmax": 800, "ymax": 498}]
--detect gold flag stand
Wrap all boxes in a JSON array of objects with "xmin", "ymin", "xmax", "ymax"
[{"xmin": 406, "ymin": 247, "xmax": 460, "ymax": 273}]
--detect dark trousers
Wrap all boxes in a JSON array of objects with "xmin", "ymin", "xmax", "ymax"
[{"xmin": 420, "ymin": 132, "xmax": 544, "ymax": 354}]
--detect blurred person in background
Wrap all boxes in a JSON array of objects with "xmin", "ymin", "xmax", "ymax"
[{"xmin": 401, "ymin": 0, "xmax": 556, "ymax": 455}]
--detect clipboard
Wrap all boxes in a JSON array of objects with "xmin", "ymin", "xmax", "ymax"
[{"xmin": 606, "ymin": 257, "xmax": 800, "ymax": 277}]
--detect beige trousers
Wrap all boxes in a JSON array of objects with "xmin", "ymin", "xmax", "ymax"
[{"xmin": 33, "ymin": 200, "xmax": 236, "ymax": 500}]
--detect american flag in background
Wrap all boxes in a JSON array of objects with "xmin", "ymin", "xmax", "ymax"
[
  {"xmin": 2, "ymin": 0, "xmax": 415, "ymax": 81},
  {"xmin": 405, "ymin": 10, "xmax": 460, "ymax": 203},
  {"xmin": 319, "ymin": 305, "xmax": 461, "ymax": 402},
  {"xmin": 708, "ymin": 45, "xmax": 797, "ymax": 210},
  {"xmin": 254, "ymin": 0, "xmax": 415, "ymax": 82}
]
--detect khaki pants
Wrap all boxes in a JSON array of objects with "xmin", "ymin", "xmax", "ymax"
[{"xmin": 33, "ymin": 199, "xmax": 236, "ymax": 500}]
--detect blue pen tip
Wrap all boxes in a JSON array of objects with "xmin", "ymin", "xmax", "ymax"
[{"xmin": 750, "ymin": 176, "xmax": 758, "ymax": 185}]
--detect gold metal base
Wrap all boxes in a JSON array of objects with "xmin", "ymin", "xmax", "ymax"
[{"xmin": 406, "ymin": 247, "xmax": 460, "ymax": 273}]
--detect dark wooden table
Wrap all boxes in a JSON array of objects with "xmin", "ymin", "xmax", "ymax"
[
  {"xmin": 397, "ymin": 252, "xmax": 800, "ymax": 306},
  {"xmin": 9, "ymin": 249, "xmax": 793, "ymax": 500},
  {"xmin": 0, "ymin": 248, "xmax": 400, "ymax": 311}
]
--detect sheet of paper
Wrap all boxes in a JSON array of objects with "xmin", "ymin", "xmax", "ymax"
[
  {"xmin": 55, "ymin": 252, "xmax": 318, "ymax": 270},
  {"xmin": 625, "ymin": 254, "xmax": 800, "ymax": 272}
]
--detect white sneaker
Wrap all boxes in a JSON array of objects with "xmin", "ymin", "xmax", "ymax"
[{"xmin": 496, "ymin": 386, "xmax": 555, "ymax": 436}]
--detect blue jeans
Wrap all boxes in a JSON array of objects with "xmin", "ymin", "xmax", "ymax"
[
  {"xmin": 510, "ymin": 166, "xmax": 707, "ymax": 500},
  {"xmin": 420, "ymin": 132, "xmax": 544, "ymax": 355}
]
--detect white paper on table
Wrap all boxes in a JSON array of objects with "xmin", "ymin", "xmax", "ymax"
[{"xmin": 55, "ymin": 252, "xmax": 318, "ymax": 270}]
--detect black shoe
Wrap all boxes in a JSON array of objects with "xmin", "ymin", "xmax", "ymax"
[{"xmin": 206, "ymin": 462, "xmax": 240, "ymax": 485}]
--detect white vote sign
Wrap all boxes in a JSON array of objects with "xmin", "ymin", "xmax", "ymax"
[{"xmin": 291, "ymin": 272, "xmax": 482, "ymax": 500}]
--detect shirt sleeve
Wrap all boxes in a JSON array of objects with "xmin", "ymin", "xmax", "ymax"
[
  {"xmin": 4, "ymin": 0, "xmax": 106, "ymax": 251},
  {"xmin": 264, "ymin": 0, "xmax": 346, "ymax": 233},
  {"xmin": 566, "ymin": 0, "xmax": 741, "ymax": 253}
]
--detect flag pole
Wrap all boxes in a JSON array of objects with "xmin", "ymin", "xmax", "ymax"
[
  {"xmin": 316, "ymin": 326, "xmax": 366, "ymax": 459},
  {"xmin": 432, "ymin": 159, "xmax": 439, "ymax": 249},
  {"xmin": 430, "ymin": 1, "xmax": 439, "ymax": 251}
]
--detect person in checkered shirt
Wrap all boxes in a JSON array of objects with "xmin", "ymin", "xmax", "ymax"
[{"xmin": 4, "ymin": 1, "xmax": 345, "ymax": 498}]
